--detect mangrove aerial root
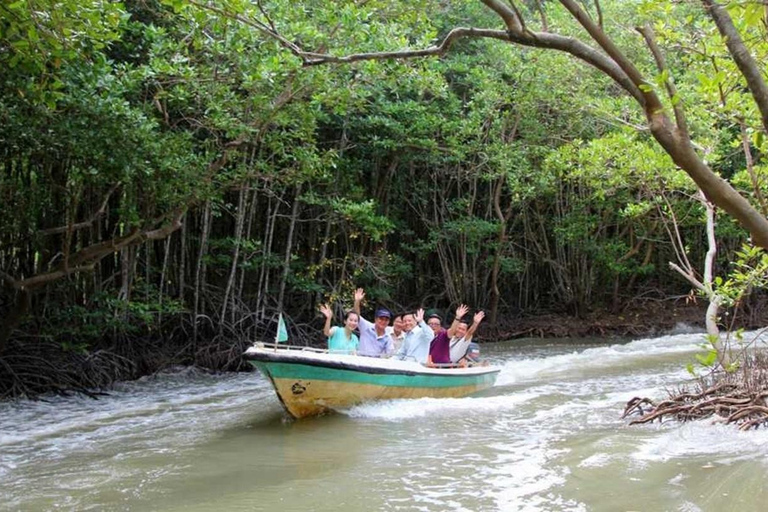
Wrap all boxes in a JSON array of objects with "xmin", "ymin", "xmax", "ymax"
[{"xmin": 623, "ymin": 355, "xmax": 768, "ymax": 430}]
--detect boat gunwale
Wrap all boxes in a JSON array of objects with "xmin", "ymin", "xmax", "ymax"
[{"xmin": 244, "ymin": 346, "xmax": 500, "ymax": 378}]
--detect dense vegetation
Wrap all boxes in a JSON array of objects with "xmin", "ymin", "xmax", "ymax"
[{"xmin": 2, "ymin": 0, "xmax": 768, "ymax": 397}]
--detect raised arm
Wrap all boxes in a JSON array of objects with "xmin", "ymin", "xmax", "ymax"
[
  {"xmin": 464, "ymin": 310, "xmax": 486, "ymax": 341},
  {"xmin": 353, "ymin": 288, "xmax": 365, "ymax": 315},
  {"xmin": 447, "ymin": 304, "xmax": 469, "ymax": 337},
  {"xmin": 414, "ymin": 308, "xmax": 434, "ymax": 344},
  {"xmin": 319, "ymin": 304, "xmax": 333, "ymax": 337}
]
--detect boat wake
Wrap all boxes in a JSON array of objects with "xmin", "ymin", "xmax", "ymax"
[{"xmin": 341, "ymin": 392, "xmax": 538, "ymax": 420}]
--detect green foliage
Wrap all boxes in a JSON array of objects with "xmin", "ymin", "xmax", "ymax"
[
  {"xmin": 37, "ymin": 291, "xmax": 186, "ymax": 347},
  {"xmin": 714, "ymin": 244, "xmax": 768, "ymax": 306},
  {"xmin": 2, "ymin": 0, "xmax": 767, "ymax": 344}
]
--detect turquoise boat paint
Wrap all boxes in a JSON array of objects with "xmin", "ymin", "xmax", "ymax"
[{"xmin": 250, "ymin": 360, "xmax": 498, "ymax": 388}]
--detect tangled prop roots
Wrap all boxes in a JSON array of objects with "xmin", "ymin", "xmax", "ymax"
[
  {"xmin": 623, "ymin": 354, "xmax": 768, "ymax": 431},
  {"xmin": 0, "ymin": 338, "xmax": 136, "ymax": 400}
]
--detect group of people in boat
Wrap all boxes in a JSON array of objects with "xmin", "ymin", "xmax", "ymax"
[{"xmin": 319, "ymin": 288, "xmax": 485, "ymax": 367}]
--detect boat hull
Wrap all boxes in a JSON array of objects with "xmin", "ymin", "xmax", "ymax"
[{"xmin": 244, "ymin": 347, "xmax": 500, "ymax": 418}]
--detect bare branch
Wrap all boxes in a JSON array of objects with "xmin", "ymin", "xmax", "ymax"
[
  {"xmin": 146, "ymin": 209, "xmax": 185, "ymax": 240},
  {"xmin": 637, "ymin": 24, "xmax": 689, "ymax": 139},
  {"xmin": 506, "ymin": 1, "xmax": 527, "ymax": 33},
  {"xmin": 740, "ymin": 117, "xmax": 768, "ymax": 216},
  {"xmin": 657, "ymin": 189, "xmax": 694, "ymax": 273},
  {"xmin": 699, "ymin": 190, "xmax": 716, "ymax": 287},
  {"xmin": 186, "ymin": 0, "xmax": 305, "ymax": 59},
  {"xmin": 482, "ymin": 0, "xmax": 644, "ymax": 103},
  {"xmin": 255, "ymin": 0, "xmax": 278, "ymax": 33},
  {"xmin": 302, "ymin": 27, "xmax": 512, "ymax": 66},
  {"xmin": 13, "ymin": 264, "xmax": 97, "ymax": 290},
  {"xmin": 669, "ymin": 261, "xmax": 705, "ymax": 291},
  {"xmin": 556, "ymin": 0, "xmax": 662, "ymax": 112},
  {"xmin": 595, "ymin": 0, "xmax": 604, "ymax": 30},
  {"xmin": 702, "ymin": 0, "xmax": 768, "ymax": 134},
  {"xmin": 535, "ymin": 0, "xmax": 549, "ymax": 31},
  {"xmin": 38, "ymin": 183, "xmax": 120, "ymax": 236}
]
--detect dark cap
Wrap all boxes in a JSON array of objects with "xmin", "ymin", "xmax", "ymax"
[
  {"xmin": 466, "ymin": 342, "xmax": 480, "ymax": 360},
  {"xmin": 375, "ymin": 308, "xmax": 392, "ymax": 319},
  {"xmin": 427, "ymin": 313, "xmax": 442, "ymax": 321}
]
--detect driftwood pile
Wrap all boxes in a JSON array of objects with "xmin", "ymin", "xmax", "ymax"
[{"xmin": 623, "ymin": 354, "xmax": 768, "ymax": 430}]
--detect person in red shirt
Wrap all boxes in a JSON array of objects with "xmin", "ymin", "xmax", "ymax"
[{"xmin": 427, "ymin": 305, "xmax": 485, "ymax": 366}]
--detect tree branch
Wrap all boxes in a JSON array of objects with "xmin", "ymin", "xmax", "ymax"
[
  {"xmin": 555, "ymin": 0, "xmax": 662, "ymax": 111},
  {"xmin": 535, "ymin": 0, "xmax": 549, "ymax": 31},
  {"xmin": 702, "ymin": 0, "xmax": 768, "ymax": 134},
  {"xmin": 740, "ymin": 117, "xmax": 768, "ymax": 216},
  {"xmin": 637, "ymin": 24, "xmax": 689, "ymax": 139},
  {"xmin": 38, "ymin": 183, "xmax": 120, "ymax": 236},
  {"xmin": 6, "ymin": 209, "xmax": 186, "ymax": 291},
  {"xmin": 595, "ymin": 0, "xmax": 604, "ymax": 30},
  {"xmin": 186, "ymin": 0, "xmax": 306, "ymax": 60},
  {"xmin": 669, "ymin": 261, "xmax": 705, "ymax": 291},
  {"xmin": 481, "ymin": 0, "xmax": 644, "ymax": 104},
  {"xmin": 301, "ymin": 27, "xmax": 512, "ymax": 66},
  {"xmin": 700, "ymin": 191, "xmax": 716, "ymax": 287}
]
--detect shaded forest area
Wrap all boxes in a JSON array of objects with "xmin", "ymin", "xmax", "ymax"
[{"xmin": 2, "ymin": 0, "xmax": 768, "ymax": 398}]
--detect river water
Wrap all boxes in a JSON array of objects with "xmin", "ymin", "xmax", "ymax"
[{"xmin": 3, "ymin": 329, "xmax": 768, "ymax": 511}]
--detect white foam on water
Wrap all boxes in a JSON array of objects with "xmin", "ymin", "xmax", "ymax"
[
  {"xmin": 495, "ymin": 333, "xmax": 712, "ymax": 386},
  {"xmin": 632, "ymin": 420, "xmax": 768, "ymax": 465},
  {"xmin": 484, "ymin": 438, "xmax": 582, "ymax": 512},
  {"xmin": 342, "ymin": 392, "xmax": 539, "ymax": 421},
  {"xmin": 0, "ymin": 368, "xmax": 275, "ymax": 491},
  {"xmin": 0, "ymin": 370, "xmax": 270, "ymax": 449},
  {"xmin": 578, "ymin": 452, "xmax": 614, "ymax": 468}
]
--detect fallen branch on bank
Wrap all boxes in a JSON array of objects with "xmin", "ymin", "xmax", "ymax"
[{"xmin": 623, "ymin": 354, "xmax": 768, "ymax": 430}]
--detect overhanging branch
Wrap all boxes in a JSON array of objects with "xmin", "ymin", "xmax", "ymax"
[{"xmin": 301, "ymin": 28, "xmax": 511, "ymax": 66}]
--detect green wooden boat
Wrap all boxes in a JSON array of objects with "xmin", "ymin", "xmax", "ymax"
[{"xmin": 244, "ymin": 344, "xmax": 500, "ymax": 418}]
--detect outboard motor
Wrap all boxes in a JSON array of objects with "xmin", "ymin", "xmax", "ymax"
[{"xmin": 465, "ymin": 342, "xmax": 481, "ymax": 363}]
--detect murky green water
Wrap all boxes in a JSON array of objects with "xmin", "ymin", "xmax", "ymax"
[{"xmin": 3, "ymin": 330, "xmax": 768, "ymax": 511}]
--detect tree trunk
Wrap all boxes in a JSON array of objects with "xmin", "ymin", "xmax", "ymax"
[
  {"xmin": 193, "ymin": 202, "xmax": 212, "ymax": 350},
  {"xmin": 489, "ymin": 175, "xmax": 513, "ymax": 327},
  {"xmin": 179, "ymin": 212, "xmax": 187, "ymax": 301},
  {"xmin": 158, "ymin": 234, "xmax": 172, "ymax": 323},
  {"xmin": 221, "ymin": 186, "xmax": 247, "ymax": 326},
  {"xmin": 237, "ymin": 186, "xmax": 259, "ymax": 305},
  {"xmin": 257, "ymin": 194, "xmax": 278, "ymax": 318},
  {"xmin": 277, "ymin": 183, "xmax": 303, "ymax": 313}
]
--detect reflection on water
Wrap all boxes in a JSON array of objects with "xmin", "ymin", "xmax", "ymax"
[{"xmin": 2, "ymin": 332, "xmax": 768, "ymax": 511}]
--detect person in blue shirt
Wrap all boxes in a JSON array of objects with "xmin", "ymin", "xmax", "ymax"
[
  {"xmin": 394, "ymin": 308, "xmax": 433, "ymax": 364},
  {"xmin": 319, "ymin": 303, "xmax": 360, "ymax": 355},
  {"xmin": 352, "ymin": 288, "xmax": 394, "ymax": 357}
]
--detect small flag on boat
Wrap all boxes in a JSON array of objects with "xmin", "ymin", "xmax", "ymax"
[{"xmin": 276, "ymin": 313, "xmax": 289, "ymax": 343}]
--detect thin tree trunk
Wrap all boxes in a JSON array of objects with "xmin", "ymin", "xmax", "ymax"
[
  {"xmin": 315, "ymin": 213, "xmax": 333, "ymax": 307},
  {"xmin": 257, "ymin": 194, "xmax": 278, "ymax": 318},
  {"xmin": 277, "ymin": 183, "xmax": 303, "ymax": 313},
  {"xmin": 221, "ymin": 186, "xmax": 247, "ymax": 326},
  {"xmin": 237, "ymin": 186, "xmax": 259, "ymax": 305},
  {"xmin": 193, "ymin": 202, "xmax": 212, "ymax": 350},
  {"xmin": 158, "ymin": 234, "xmax": 172, "ymax": 323},
  {"xmin": 489, "ymin": 175, "xmax": 513, "ymax": 327},
  {"xmin": 179, "ymin": 212, "xmax": 187, "ymax": 301}
]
